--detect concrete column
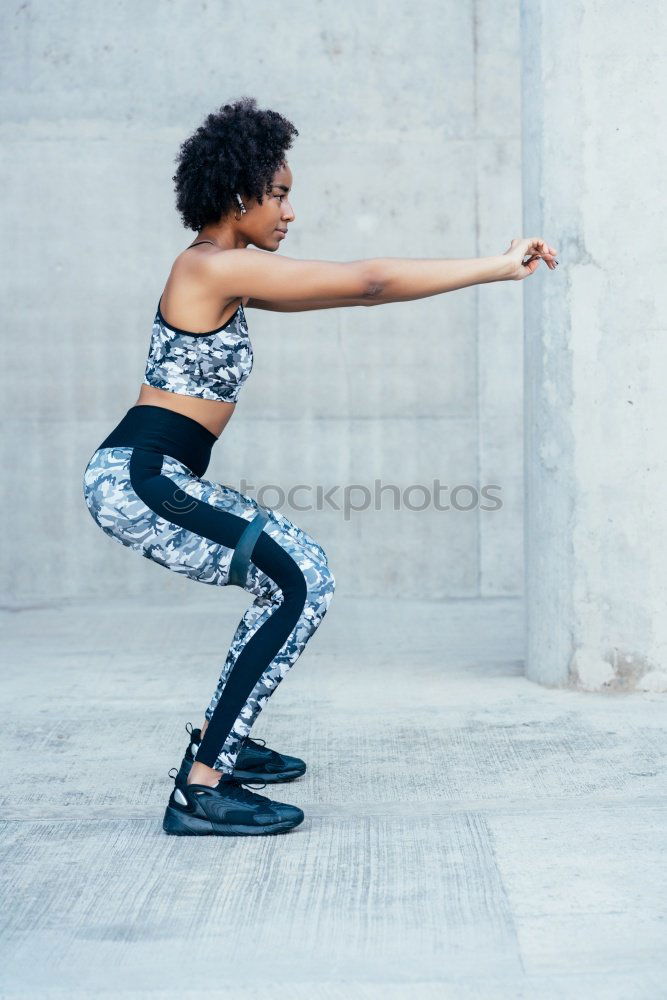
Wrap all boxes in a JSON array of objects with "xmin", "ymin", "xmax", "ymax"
[{"xmin": 521, "ymin": 1, "xmax": 667, "ymax": 691}]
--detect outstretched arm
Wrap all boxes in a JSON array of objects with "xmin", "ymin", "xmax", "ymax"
[
  {"xmin": 246, "ymin": 257, "xmax": 507, "ymax": 312},
  {"xmin": 209, "ymin": 237, "xmax": 558, "ymax": 313},
  {"xmin": 360, "ymin": 255, "xmax": 509, "ymax": 304}
]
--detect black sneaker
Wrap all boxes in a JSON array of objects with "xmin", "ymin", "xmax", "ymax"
[
  {"xmin": 174, "ymin": 723, "xmax": 307, "ymax": 786},
  {"xmin": 162, "ymin": 772, "xmax": 305, "ymax": 836}
]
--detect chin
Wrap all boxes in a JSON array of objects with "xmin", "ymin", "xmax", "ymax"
[{"xmin": 256, "ymin": 238, "xmax": 281, "ymax": 252}]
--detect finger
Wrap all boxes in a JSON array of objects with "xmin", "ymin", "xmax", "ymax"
[
  {"xmin": 535, "ymin": 239, "xmax": 558, "ymax": 266},
  {"xmin": 524, "ymin": 246, "xmax": 557, "ymax": 270},
  {"xmin": 522, "ymin": 256, "xmax": 540, "ymax": 274}
]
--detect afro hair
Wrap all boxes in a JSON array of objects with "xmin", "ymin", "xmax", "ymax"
[{"xmin": 172, "ymin": 96, "xmax": 299, "ymax": 232}]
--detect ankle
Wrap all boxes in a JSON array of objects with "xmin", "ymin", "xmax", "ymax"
[{"xmin": 187, "ymin": 761, "xmax": 220, "ymax": 788}]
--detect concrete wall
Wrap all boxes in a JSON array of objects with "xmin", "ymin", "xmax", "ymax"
[
  {"xmin": 522, "ymin": 1, "xmax": 667, "ymax": 690},
  {"xmin": 1, "ymin": 0, "xmax": 523, "ymax": 605}
]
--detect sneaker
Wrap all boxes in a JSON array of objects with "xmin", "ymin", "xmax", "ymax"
[
  {"xmin": 162, "ymin": 772, "xmax": 305, "ymax": 836},
  {"xmin": 174, "ymin": 723, "xmax": 307, "ymax": 786}
]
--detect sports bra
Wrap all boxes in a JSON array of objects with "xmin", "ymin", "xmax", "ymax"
[{"xmin": 142, "ymin": 241, "xmax": 254, "ymax": 403}]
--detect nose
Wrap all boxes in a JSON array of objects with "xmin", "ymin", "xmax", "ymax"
[{"xmin": 282, "ymin": 199, "xmax": 295, "ymax": 223}]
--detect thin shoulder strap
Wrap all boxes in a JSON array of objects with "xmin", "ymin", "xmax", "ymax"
[{"xmin": 187, "ymin": 240, "xmax": 217, "ymax": 248}]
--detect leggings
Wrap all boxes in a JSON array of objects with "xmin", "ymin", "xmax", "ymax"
[{"xmin": 82, "ymin": 404, "xmax": 336, "ymax": 773}]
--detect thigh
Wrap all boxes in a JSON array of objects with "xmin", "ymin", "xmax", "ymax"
[
  {"xmin": 84, "ymin": 449, "xmax": 267, "ymax": 593},
  {"xmin": 188, "ymin": 467, "xmax": 330, "ymax": 568},
  {"xmin": 85, "ymin": 448, "xmax": 329, "ymax": 594},
  {"xmin": 144, "ymin": 456, "xmax": 279, "ymax": 593},
  {"xmin": 156, "ymin": 466, "xmax": 336, "ymax": 616}
]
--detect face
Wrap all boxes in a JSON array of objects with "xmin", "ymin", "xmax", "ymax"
[{"xmin": 242, "ymin": 162, "xmax": 295, "ymax": 251}]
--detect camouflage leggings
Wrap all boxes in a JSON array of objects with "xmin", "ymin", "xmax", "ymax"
[{"xmin": 82, "ymin": 440, "xmax": 336, "ymax": 774}]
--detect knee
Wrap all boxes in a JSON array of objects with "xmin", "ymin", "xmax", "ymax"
[
  {"xmin": 278, "ymin": 542, "xmax": 336, "ymax": 606},
  {"xmin": 315, "ymin": 542, "xmax": 329, "ymax": 567},
  {"xmin": 313, "ymin": 561, "xmax": 336, "ymax": 608}
]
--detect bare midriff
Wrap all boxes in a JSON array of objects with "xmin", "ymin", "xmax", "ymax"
[{"xmin": 132, "ymin": 385, "xmax": 237, "ymax": 439}]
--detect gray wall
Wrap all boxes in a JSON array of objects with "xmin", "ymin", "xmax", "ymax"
[
  {"xmin": 1, "ymin": 0, "xmax": 523, "ymax": 605},
  {"xmin": 522, "ymin": 0, "xmax": 667, "ymax": 690}
]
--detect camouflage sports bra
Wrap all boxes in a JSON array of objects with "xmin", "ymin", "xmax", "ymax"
[{"xmin": 142, "ymin": 242, "xmax": 254, "ymax": 403}]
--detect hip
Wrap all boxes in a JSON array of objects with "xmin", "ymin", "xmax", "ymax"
[{"xmin": 90, "ymin": 403, "xmax": 218, "ymax": 478}]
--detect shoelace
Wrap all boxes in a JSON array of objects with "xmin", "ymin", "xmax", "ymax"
[
  {"xmin": 244, "ymin": 736, "xmax": 267, "ymax": 751},
  {"xmin": 217, "ymin": 778, "xmax": 270, "ymax": 803}
]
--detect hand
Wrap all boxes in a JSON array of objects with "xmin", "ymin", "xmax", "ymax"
[{"xmin": 501, "ymin": 237, "xmax": 559, "ymax": 281}]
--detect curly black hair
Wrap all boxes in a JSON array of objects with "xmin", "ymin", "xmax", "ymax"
[{"xmin": 172, "ymin": 96, "xmax": 299, "ymax": 232}]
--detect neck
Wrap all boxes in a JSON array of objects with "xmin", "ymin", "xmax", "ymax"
[{"xmin": 196, "ymin": 220, "xmax": 249, "ymax": 251}]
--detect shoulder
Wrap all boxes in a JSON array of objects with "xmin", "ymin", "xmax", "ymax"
[
  {"xmin": 172, "ymin": 246, "xmax": 277, "ymax": 311},
  {"xmin": 193, "ymin": 247, "xmax": 272, "ymax": 309},
  {"xmin": 197, "ymin": 246, "xmax": 270, "ymax": 272}
]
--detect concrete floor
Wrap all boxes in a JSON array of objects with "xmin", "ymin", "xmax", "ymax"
[{"xmin": 1, "ymin": 590, "xmax": 665, "ymax": 999}]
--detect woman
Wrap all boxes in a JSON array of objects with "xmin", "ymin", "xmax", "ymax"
[{"xmin": 82, "ymin": 96, "xmax": 557, "ymax": 838}]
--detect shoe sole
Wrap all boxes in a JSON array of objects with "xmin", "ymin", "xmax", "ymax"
[{"xmin": 162, "ymin": 804, "xmax": 304, "ymax": 837}]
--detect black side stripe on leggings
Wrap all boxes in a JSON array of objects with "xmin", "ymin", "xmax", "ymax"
[{"xmin": 128, "ymin": 447, "xmax": 308, "ymax": 768}]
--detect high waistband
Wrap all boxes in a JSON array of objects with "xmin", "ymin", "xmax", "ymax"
[{"xmin": 97, "ymin": 404, "xmax": 218, "ymax": 478}]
